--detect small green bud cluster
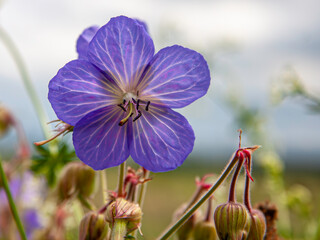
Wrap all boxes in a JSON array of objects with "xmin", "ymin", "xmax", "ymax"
[{"xmin": 57, "ymin": 161, "xmax": 96, "ymax": 202}]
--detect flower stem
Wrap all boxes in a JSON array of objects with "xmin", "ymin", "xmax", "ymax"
[
  {"xmin": 111, "ymin": 219, "xmax": 127, "ymax": 240},
  {"xmin": 117, "ymin": 162, "xmax": 126, "ymax": 197},
  {"xmin": 228, "ymin": 157, "xmax": 244, "ymax": 202},
  {"xmin": 137, "ymin": 169, "xmax": 150, "ymax": 207},
  {"xmin": 0, "ymin": 156, "xmax": 27, "ymax": 240},
  {"xmin": 78, "ymin": 194, "xmax": 95, "ymax": 211},
  {"xmin": 157, "ymin": 151, "xmax": 240, "ymax": 240},
  {"xmin": 244, "ymin": 154, "xmax": 252, "ymax": 213},
  {"xmin": 0, "ymin": 26, "xmax": 51, "ymax": 140},
  {"xmin": 99, "ymin": 170, "xmax": 108, "ymax": 205}
]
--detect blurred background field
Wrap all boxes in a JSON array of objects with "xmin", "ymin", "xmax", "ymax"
[{"xmin": 1, "ymin": 0, "xmax": 320, "ymax": 239}]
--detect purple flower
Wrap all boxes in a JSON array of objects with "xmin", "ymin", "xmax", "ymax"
[{"xmin": 48, "ymin": 16, "xmax": 210, "ymax": 172}]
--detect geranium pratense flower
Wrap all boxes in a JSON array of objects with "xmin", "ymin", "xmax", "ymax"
[{"xmin": 48, "ymin": 16, "xmax": 210, "ymax": 172}]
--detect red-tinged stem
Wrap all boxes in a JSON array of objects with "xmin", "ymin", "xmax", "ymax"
[
  {"xmin": 244, "ymin": 154, "xmax": 253, "ymax": 213},
  {"xmin": 228, "ymin": 154, "xmax": 244, "ymax": 202}
]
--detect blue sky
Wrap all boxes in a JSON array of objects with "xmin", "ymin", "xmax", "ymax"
[{"xmin": 1, "ymin": 0, "xmax": 319, "ymax": 166}]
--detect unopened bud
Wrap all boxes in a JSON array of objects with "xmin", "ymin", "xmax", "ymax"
[
  {"xmin": 194, "ymin": 221, "xmax": 218, "ymax": 240},
  {"xmin": 57, "ymin": 162, "xmax": 96, "ymax": 202},
  {"xmin": 214, "ymin": 202, "xmax": 251, "ymax": 240},
  {"xmin": 246, "ymin": 209, "xmax": 266, "ymax": 240},
  {"xmin": 106, "ymin": 198, "xmax": 142, "ymax": 233},
  {"xmin": 79, "ymin": 212, "xmax": 108, "ymax": 240},
  {"xmin": 0, "ymin": 105, "xmax": 12, "ymax": 137}
]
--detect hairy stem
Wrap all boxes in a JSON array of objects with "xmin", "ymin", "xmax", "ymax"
[
  {"xmin": 0, "ymin": 156, "xmax": 27, "ymax": 240},
  {"xmin": 157, "ymin": 151, "xmax": 240, "ymax": 240}
]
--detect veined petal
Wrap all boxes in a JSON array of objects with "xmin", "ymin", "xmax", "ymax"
[
  {"xmin": 130, "ymin": 106, "xmax": 195, "ymax": 172},
  {"xmin": 73, "ymin": 106, "xmax": 130, "ymax": 170},
  {"xmin": 138, "ymin": 45, "xmax": 210, "ymax": 108},
  {"xmin": 88, "ymin": 16, "xmax": 155, "ymax": 92},
  {"xmin": 49, "ymin": 60, "xmax": 121, "ymax": 125},
  {"xmin": 76, "ymin": 25, "xmax": 99, "ymax": 60}
]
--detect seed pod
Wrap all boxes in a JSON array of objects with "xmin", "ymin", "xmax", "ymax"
[
  {"xmin": 246, "ymin": 209, "xmax": 266, "ymax": 240},
  {"xmin": 194, "ymin": 221, "xmax": 218, "ymax": 240},
  {"xmin": 106, "ymin": 198, "xmax": 142, "ymax": 233},
  {"xmin": 79, "ymin": 212, "xmax": 108, "ymax": 240},
  {"xmin": 214, "ymin": 202, "xmax": 251, "ymax": 240}
]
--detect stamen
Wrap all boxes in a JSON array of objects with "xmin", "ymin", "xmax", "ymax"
[
  {"xmin": 133, "ymin": 110, "xmax": 142, "ymax": 122},
  {"xmin": 132, "ymin": 98, "xmax": 136, "ymax": 104},
  {"xmin": 118, "ymin": 104, "xmax": 127, "ymax": 112},
  {"xmin": 123, "ymin": 99, "xmax": 126, "ymax": 104},
  {"xmin": 145, "ymin": 101, "xmax": 150, "ymax": 111}
]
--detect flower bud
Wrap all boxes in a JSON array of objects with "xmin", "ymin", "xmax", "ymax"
[
  {"xmin": 193, "ymin": 221, "xmax": 218, "ymax": 240},
  {"xmin": 76, "ymin": 164, "xmax": 96, "ymax": 197},
  {"xmin": 57, "ymin": 162, "xmax": 96, "ymax": 202},
  {"xmin": 79, "ymin": 212, "xmax": 108, "ymax": 240},
  {"xmin": 214, "ymin": 202, "xmax": 251, "ymax": 240},
  {"xmin": 246, "ymin": 209, "xmax": 266, "ymax": 240},
  {"xmin": 0, "ymin": 105, "xmax": 12, "ymax": 137},
  {"xmin": 106, "ymin": 198, "xmax": 142, "ymax": 233}
]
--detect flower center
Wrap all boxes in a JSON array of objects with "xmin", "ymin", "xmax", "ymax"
[{"xmin": 117, "ymin": 92, "xmax": 150, "ymax": 126}]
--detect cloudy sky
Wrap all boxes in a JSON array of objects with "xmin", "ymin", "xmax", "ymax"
[{"xmin": 1, "ymin": 0, "xmax": 319, "ymax": 166}]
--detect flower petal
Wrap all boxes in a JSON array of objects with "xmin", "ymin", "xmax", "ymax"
[
  {"xmin": 88, "ymin": 16, "xmax": 155, "ymax": 92},
  {"xmin": 130, "ymin": 106, "xmax": 195, "ymax": 172},
  {"xmin": 138, "ymin": 45, "xmax": 211, "ymax": 108},
  {"xmin": 76, "ymin": 25, "xmax": 99, "ymax": 60},
  {"xmin": 49, "ymin": 60, "xmax": 121, "ymax": 125},
  {"xmin": 73, "ymin": 106, "xmax": 130, "ymax": 170}
]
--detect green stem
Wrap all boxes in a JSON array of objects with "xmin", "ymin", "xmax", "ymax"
[
  {"xmin": 111, "ymin": 219, "xmax": 127, "ymax": 240},
  {"xmin": 99, "ymin": 170, "xmax": 108, "ymax": 205},
  {"xmin": 117, "ymin": 162, "xmax": 126, "ymax": 197},
  {"xmin": 157, "ymin": 151, "xmax": 239, "ymax": 240},
  {"xmin": 137, "ymin": 170, "xmax": 150, "ymax": 207},
  {"xmin": 0, "ymin": 156, "xmax": 27, "ymax": 240},
  {"xmin": 78, "ymin": 194, "xmax": 95, "ymax": 211},
  {"xmin": 0, "ymin": 26, "xmax": 51, "ymax": 140}
]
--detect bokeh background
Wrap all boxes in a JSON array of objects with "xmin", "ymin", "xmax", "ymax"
[{"xmin": 1, "ymin": 0, "xmax": 320, "ymax": 239}]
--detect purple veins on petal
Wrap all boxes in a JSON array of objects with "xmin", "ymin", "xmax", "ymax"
[
  {"xmin": 73, "ymin": 105, "xmax": 131, "ymax": 170},
  {"xmin": 48, "ymin": 59, "xmax": 121, "ymax": 126},
  {"xmin": 76, "ymin": 25, "xmax": 99, "ymax": 60},
  {"xmin": 130, "ymin": 106, "xmax": 195, "ymax": 172},
  {"xmin": 88, "ymin": 16, "xmax": 155, "ymax": 91},
  {"xmin": 138, "ymin": 45, "xmax": 210, "ymax": 108}
]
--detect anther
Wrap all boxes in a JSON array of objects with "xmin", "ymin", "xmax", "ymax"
[
  {"xmin": 118, "ymin": 104, "xmax": 126, "ymax": 112},
  {"xmin": 132, "ymin": 98, "xmax": 136, "ymax": 104},
  {"xmin": 123, "ymin": 99, "xmax": 126, "ymax": 104},
  {"xmin": 136, "ymin": 100, "xmax": 140, "ymax": 110},
  {"xmin": 145, "ymin": 101, "xmax": 150, "ymax": 111},
  {"xmin": 133, "ymin": 110, "xmax": 142, "ymax": 122}
]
